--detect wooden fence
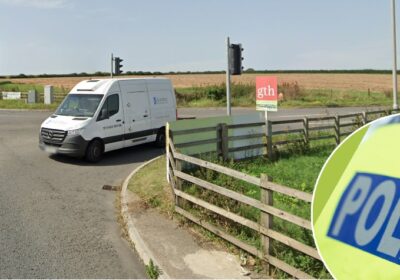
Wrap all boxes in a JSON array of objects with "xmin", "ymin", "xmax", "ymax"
[
  {"xmin": 172, "ymin": 108, "xmax": 399, "ymax": 161},
  {"xmin": 167, "ymin": 127, "xmax": 320, "ymax": 278},
  {"xmin": 166, "ymin": 108, "xmax": 400, "ymax": 278}
]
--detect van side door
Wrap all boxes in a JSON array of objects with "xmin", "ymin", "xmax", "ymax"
[
  {"xmin": 96, "ymin": 93, "xmax": 124, "ymax": 151},
  {"xmin": 123, "ymin": 90, "xmax": 153, "ymax": 147},
  {"xmin": 119, "ymin": 80, "xmax": 153, "ymax": 147}
]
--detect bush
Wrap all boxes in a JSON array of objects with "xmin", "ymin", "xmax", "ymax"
[
  {"xmin": 278, "ymin": 82, "xmax": 305, "ymax": 100},
  {"xmin": 175, "ymin": 83, "xmax": 255, "ymax": 106},
  {"xmin": 206, "ymin": 85, "xmax": 226, "ymax": 100},
  {"xmin": 383, "ymin": 89, "xmax": 392, "ymax": 99}
]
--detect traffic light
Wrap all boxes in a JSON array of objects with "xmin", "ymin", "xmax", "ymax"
[
  {"xmin": 229, "ymin": 44, "xmax": 244, "ymax": 75},
  {"xmin": 114, "ymin": 57, "xmax": 124, "ymax": 75}
]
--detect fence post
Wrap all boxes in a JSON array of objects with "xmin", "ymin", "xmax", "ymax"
[
  {"xmin": 260, "ymin": 174, "xmax": 273, "ymax": 275},
  {"xmin": 221, "ymin": 123, "xmax": 229, "ymax": 161},
  {"xmin": 362, "ymin": 111, "xmax": 367, "ymax": 126},
  {"xmin": 175, "ymin": 160, "xmax": 184, "ymax": 207},
  {"xmin": 216, "ymin": 123, "xmax": 229, "ymax": 161},
  {"xmin": 216, "ymin": 123, "xmax": 222, "ymax": 157},
  {"xmin": 166, "ymin": 123, "xmax": 170, "ymax": 183},
  {"xmin": 266, "ymin": 120, "xmax": 274, "ymax": 161},
  {"xmin": 174, "ymin": 142, "xmax": 183, "ymax": 207},
  {"xmin": 166, "ymin": 124, "xmax": 178, "ymax": 202},
  {"xmin": 334, "ymin": 115, "xmax": 340, "ymax": 146},
  {"xmin": 303, "ymin": 117, "xmax": 309, "ymax": 145}
]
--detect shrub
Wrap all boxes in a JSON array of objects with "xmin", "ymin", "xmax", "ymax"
[
  {"xmin": 383, "ymin": 89, "xmax": 392, "ymax": 99},
  {"xmin": 278, "ymin": 82, "xmax": 305, "ymax": 100}
]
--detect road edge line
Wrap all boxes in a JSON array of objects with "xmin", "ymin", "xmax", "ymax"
[{"xmin": 120, "ymin": 155, "xmax": 170, "ymax": 279}]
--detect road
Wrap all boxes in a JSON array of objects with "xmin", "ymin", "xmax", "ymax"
[
  {"xmin": 0, "ymin": 106, "xmax": 382, "ymax": 278},
  {"xmin": 0, "ymin": 110, "xmax": 162, "ymax": 278}
]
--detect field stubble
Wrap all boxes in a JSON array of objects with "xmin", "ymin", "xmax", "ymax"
[{"xmin": 1, "ymin": 73, "xmax": 398, "ymax": 92}]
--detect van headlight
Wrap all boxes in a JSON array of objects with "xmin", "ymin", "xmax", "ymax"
[{"xmin": 68, "ymin": 128, "xmax": 85, "ymax": 136}]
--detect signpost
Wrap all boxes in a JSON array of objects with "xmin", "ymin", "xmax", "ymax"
[
  {"xmin": 256, "ymin": 75, "xmax": 278, "ymax": 122},
  {"xmin": 256, "ymin": 76, "xmax": 278, "ymax": 159}
]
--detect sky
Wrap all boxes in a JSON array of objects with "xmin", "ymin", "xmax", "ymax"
[{"xmin": 0, "ymin": 0, "xmax": 397, "ymax": 75}]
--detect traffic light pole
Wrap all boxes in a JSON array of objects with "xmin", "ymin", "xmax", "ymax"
[
  {"xmin": 226, "ymin": 36, "xmax": 231, "ymax": 116},
  {"xmin": 111, "ymin": 53, "xmax": 114, "ymax": 78},
  {"xmin": 392, "ymin": 0, "xmax": 399, "ymax": 109}
]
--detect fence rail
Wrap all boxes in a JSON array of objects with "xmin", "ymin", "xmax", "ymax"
[
  {"xmin": 167, "ymin": 127, "xmax": 320, "ymax": 278},
  {"xmin": 170, "ymin": 108, "xmax": 399, "ymax": 161},
  {"xmin": 167, "ymin": 107, "xmax": 400, "ymax": 278}
]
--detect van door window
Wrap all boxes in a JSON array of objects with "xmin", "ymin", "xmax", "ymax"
[{"xmin": 97, "ymin": 94, "xmax": 119, "ymax": 121}]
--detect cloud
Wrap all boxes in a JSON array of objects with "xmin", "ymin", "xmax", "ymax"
[{"xmin": 0, "ymin": 0, "xmax": 70, "ymax": 9}]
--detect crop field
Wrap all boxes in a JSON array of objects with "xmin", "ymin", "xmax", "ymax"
[
  {"xmin": 0, "ymin": 73, "xmax": 397, "ymax": 109},
  {"xmin": 1, "ymin": 73, "xmax": 398, "ymax": 92}
]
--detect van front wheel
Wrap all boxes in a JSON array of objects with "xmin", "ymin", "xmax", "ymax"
[
  {"xmin": 155, "ymin": 128, "xmax": 166, "ymax": 148},
  {"xmin": 85, "ymin": 139, "xmax": 104, "ymax": 162}
]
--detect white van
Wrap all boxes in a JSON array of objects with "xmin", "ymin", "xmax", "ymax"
[{"xmin": 39, "ymin": 78, "xmax": 177, "ymax": 162}]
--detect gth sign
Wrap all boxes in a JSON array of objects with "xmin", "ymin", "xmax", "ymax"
[
  {"xmin": 328, "ymin": 172, "xmax": 400, "ymax": 265},
  {"xmin": 256, "ymin": 76, "xmax": 278, "ymax": 112}
]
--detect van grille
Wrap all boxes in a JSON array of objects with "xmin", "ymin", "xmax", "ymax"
[{"xmin": 41, "ymin": 128, "xmax": 67, "ymax": 144}]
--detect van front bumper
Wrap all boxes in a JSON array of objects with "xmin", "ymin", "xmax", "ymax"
[{"xmin": 39, "ymin": 134, "xmax": 89, "ymax": 158}]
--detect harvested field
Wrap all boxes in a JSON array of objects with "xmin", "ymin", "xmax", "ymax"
[{"xmin": 1, "ymin": 73, "xmax": 397, "ymax": 92}]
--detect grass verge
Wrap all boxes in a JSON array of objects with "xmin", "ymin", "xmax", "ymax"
[
  {"xmin": 0, "ymin": 100, "xmax": 59, "ymax": 110},
  {"xmin": 180, "ymin": 145, "xmax": 333, "ymax": 279},
  {"xmin": 0, "ymin": 81, "xmax": 67, "ymax": 94},
  {"xmin": 128, "ymin": 147, "xmax": 334, "ymax": 278},
  {"xmin": 127, "ymin": 155, "xmax": 174, "ymax": 216}
]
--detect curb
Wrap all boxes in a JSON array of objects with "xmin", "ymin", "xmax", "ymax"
[{"xmin": 120, "ymin": 155, "xmax": 170, "ymax": 279}]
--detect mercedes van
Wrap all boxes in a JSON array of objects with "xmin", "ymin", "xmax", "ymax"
[{"xmin": 39, "ymin": 78, "xmax": 177, "ymax": 162}]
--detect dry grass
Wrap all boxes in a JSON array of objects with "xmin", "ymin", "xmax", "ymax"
[{"xmin": 1, "ymin": 73, "xmax": 397, "ymax": 92}]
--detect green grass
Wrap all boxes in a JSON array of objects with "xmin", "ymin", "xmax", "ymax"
[
  {"xmin": 0, "ymin": 81, "xmax": 67, "ymax": 94},
  {"xmin": 175, "ymin": 83, "xmax": 392, "ymax": 108},
  {"xmin": 0, "ymin": 81, "xmax": 66, "ymax": 110},
  {"xmin": 127, "ymin": 147, "xmax": 333, "ymax": 278},
  {"xmin": 145, "ymin": 259, "xmax": 161, "ymax": 279},
  {"xmin": 180, "ymin": 145, "xmax": 334, "ymax": 279},
  {"xmin": 127, "ymin": 155, "xmax": 175, "ymax": 216},
  {"xmin": 0, "ymin": 100, "xmax": 59, "ymax": 110},
  {"xmin": 282, "ymin": 88, "xmax": 392, "ymax": 107}
]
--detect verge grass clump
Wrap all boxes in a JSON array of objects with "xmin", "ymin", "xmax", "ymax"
[{"xmin": 145, "ymin": 259, "xmax": 161, "ymax": 279}]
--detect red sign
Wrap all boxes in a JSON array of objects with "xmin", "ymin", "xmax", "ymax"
[{"xmin": 256, "ymin": 76, "xmax": 278, "ymax": 111}]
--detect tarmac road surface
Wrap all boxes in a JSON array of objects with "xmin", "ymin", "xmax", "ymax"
[{"xmin": 0, "ymin": 110, "xmax": 161, "ymax": 278}]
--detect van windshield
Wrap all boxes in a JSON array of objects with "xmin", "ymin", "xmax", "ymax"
[{"xmin": 56, "ymin": 94, "xmax": 103, "ymax": 117}]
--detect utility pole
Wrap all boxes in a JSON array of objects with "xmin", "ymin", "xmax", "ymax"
[
  {"xmin": 392, "ymin": 0, "xmax": 399, "ymax": 109},
  {"xmin": 226, "ymin": 36, "xmax": 231, "ymax": 116}
]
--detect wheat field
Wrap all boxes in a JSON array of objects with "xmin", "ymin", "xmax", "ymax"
[{"xmin": 1, "ymin": 73, "xmax": 397, "ymax": 92}]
